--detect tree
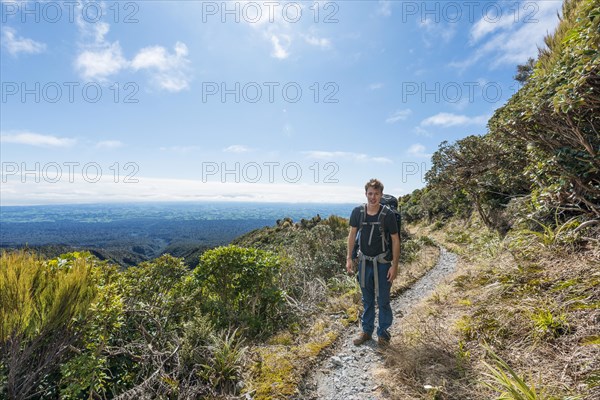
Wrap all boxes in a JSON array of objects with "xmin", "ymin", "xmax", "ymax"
[
  {"xmin": 490, "ymin": 0, "xmax": 600, "ymax": 218},
  {"xmin": 514, "ymin": 57, "xmax": 536, "ymax": 83},
  {"xmin": 425, "ymin": 135, "xmax": 530, "ymax": 229}
]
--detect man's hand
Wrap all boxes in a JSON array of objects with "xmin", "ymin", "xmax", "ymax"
[
  {"xmin": 387, "ymin": 265, "xmax": 398, "ymax": 282},
  {"xmin": 346, "ymin": 258, "xmax": 354, "ymax": 275}
]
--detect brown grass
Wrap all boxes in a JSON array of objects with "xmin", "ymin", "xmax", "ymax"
[
  {"xmin": 379, "ymin": 218, "xmax": 600, "ymax": 399},
  {"xmin": 392, "ymin": 244, "xmax": 440, "ymax": 295}
]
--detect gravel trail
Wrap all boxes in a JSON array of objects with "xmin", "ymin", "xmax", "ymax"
[{"xmin": 299, "ymin": 247, "xmax": 458, "ymax": 400}]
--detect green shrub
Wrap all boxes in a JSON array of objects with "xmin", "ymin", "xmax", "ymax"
[
  {"xmin": 287, "ymin": 224, "xmax": 346, "ymax": 282},
  {"xmin": 59, "ymin": 259, "xmax": 124, "ymax": 399},
  {"xmin": 0, "ymin": 251, "xmax": 97, "ymax": 399},
  {"xmin": 194, "ymin": 245, "xmax": 286, "ymax": 337}
]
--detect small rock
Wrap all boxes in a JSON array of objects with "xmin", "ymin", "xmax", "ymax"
[{"xmin": 331, "ymin": 356, "xmax": 343, "ymax": 367}]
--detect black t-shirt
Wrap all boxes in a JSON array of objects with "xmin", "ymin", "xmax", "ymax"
[{"xmin": 349, "ymin": 204, "xmax": 398, "ymax": 257}]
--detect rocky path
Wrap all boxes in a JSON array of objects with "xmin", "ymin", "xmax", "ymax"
[{"xmin": 300, "ymin": 248, "xmax": 458, "ymax": 400}]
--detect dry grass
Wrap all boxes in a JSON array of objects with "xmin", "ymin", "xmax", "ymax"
[
  {"xmin": 392, "ymin": 244, "xmax": 440, "ymax": 295},
  {"xmin": 379, "ymin": 218, "xmax": 600, "ymax": 399}
]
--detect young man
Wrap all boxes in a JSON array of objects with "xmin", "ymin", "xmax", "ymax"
[{"xmin": 346, "ymin": 178, "xmax": 400, "ymax": 346}]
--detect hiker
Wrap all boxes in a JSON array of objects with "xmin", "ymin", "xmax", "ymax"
[{"xmin": 346, "ymin": 178, "xmax": 400, "ymax": 346}]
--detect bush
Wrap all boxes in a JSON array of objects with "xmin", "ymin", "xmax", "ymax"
[
  {"xmin": 193, "ymin": 245, "xmax": 286, "ymax": 337},
  {"xmin": 0, "ymin": 251, "xmax": 97, "ymax": 399}
]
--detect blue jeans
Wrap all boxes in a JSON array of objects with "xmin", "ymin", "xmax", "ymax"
[{"xmin": 358, "ymin": 260, "xmax": 393, "ymax": 339}]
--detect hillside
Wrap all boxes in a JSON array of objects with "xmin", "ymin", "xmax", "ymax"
[
  {"xmin": 383, "ymin": 0, "xmax": 600, "ymax": 397},
  {"xmin": 378, "ymin": 218, "xmax": 599, "ymax": 399}
]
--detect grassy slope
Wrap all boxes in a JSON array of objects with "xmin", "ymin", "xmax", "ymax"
[{"xmin": 381, "ymin": 217, "xmax": 599, "ymax": 399}]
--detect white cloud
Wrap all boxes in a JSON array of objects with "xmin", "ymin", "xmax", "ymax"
[
  {"xmin": 1, "ymin": 132, "xmax": 76, "ymax": 147},
  {"xmin": 74, "ymin": 6, "xmax": 126, "ymax": 81},
  {"xmin": 453, "ymin": 1, "xmax": 562, "ymax": 70},
  {"xmin": 240, "ymin": 2, "xmax": 334, "ymax": 60},
  {"xmin": 303, "ymin": 151, "xmax": 392, "ymax": 164},
  {"xmin": 303, "ymin": 34, "xmax": 331, "ymax": 49},
  {"xmin": 0, "ymin": 176, "xmax": 360, "ymax": 205},
  {"xmin": 131, "ymin": 42, "xmax": 191, "ymax": 92},
  {"xmin": 224, "ymin": 145, "xmax": 252, "ymax": 153},
  {"xmin": 131, "ymin": 42, "xmax": 188, "ymax": 70},
  {"xmin": 413, "ymin": 126, "xmax": 432, "ymax": 137},
  {"xmin": 131, "ymin": 46, "xmax": 173, "ymax": 70},
  {"xmin": 75, "ymin": 42, "xmax": 128, "ymax": 80},
  {"xmin": 407, "ymin": 143, "xmax": 431, "ymax": 158},
  {"xmin": 421, "ymin": 112, "xmax": 489, "ymax": 127},
  {"xmin": 96, "ymin": 140, "xmax": 124, "ymax": 149},
  {"xmin": 270, "ymin": 34, "xmax": 291, "ymax": 59},
  {"xmin": 418, "ymin": 17, "xmax": 457, "ymax": 46},
  {"xmin": 1, "ymin": 27, "xmax": 46, "ymax": 56},
  {"xmin": 372, "ymin": 157, "xmax": 393, "ymax": 163},
  {"xmin": 74, "ymin": 2, "xmax": 190, "ymax": 91},
  {"xmin": 470, "ymin": 12, "xmax": 516, "ymax": 44},
  {"xmin": 385, "ymin": 109, "xmax": 412, "ymax": 124},
  {"xmin": 369, "ymin": 83, "xmax": 384, "ymax": 90}
]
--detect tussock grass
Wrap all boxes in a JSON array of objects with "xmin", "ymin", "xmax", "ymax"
[
  {"xmin": 392, "ymin": 243, "xmax": 440, "ymax": 295},
  {"xmin": 379, "ymin": 218, "xmax": 599, "ymax": 399}
]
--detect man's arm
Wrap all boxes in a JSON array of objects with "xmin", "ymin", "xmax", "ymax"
[
  {"xmin": 346, "ymin": 226, "xmax": 358, "ymax": 275},
  {"xmin": 388, "ymin": 232, "xmax": 400, "ymax": 282}
]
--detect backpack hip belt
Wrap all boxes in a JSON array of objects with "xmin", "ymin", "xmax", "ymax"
[{"xmin": 357, "ymin": 250, "xmax": 388, "ymax": 299}]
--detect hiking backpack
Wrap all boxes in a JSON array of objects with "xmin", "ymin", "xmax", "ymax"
[{"xmin": 351, "ymin": 194, "xmax": 401, "ymax": 260}]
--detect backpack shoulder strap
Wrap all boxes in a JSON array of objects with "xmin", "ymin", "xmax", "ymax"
[
  {"xmin": 358, "ymin": 203, "xmax": 366, "ymax": 228},
  {"xmin": 378, "ymin": 205, "xmax": 390, "ymax": 229}
]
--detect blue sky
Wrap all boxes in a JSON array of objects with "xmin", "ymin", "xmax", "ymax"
[{"xmin": 1, "ymin": 0, "xmax": 563, "ymax": 205}]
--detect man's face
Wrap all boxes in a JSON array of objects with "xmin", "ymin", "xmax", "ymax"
[{"xmin": 365, "ymin": 187, "xmax": 382, "ymax": 206}]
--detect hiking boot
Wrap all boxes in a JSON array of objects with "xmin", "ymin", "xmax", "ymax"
[
  {"xmin": 353, "ymin": 332, "xmax": 372, "ymax": 346},
  {"xmin": 378, "ymin": 336, "xmax": 390, "ymax": 347}
]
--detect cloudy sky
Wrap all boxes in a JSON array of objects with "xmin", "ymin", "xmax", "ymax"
[{"xmin": 1, "ymin": 0, "xmax": 563, "ymax": 205}]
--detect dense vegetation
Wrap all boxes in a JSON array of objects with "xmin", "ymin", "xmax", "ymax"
[
  {"xmin": 1, "ymin": 205, "xmax": 431, "ymax": 399},
  {"xmin": 381, "ymin": 216, "xmax": 599, "ymax": 399},
  {"xmin": 0, "ymin": 212, "xmax": 365, "ymax": 399},
  {"xmin": 401, "ymin": 0, "xmax": 599, "ymax": 233},
  {"xmin": 386, "ymin": 0, "xmax": 599, "ymax": 398}
]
